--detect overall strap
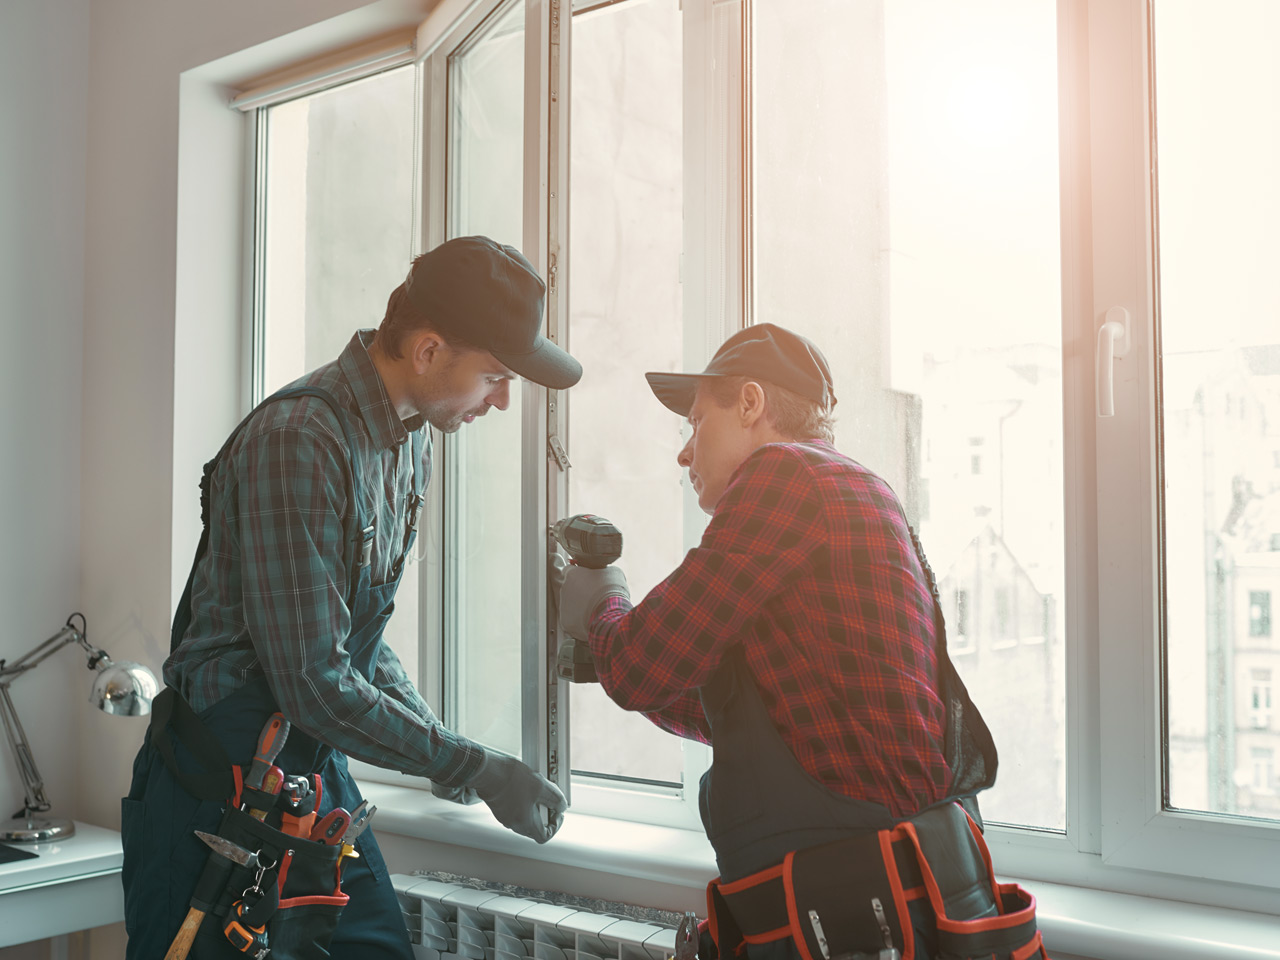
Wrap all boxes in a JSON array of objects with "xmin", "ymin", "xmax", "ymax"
[
  {"xmin": 171, "ymin": 385, "xmax": 369, "ymax": 654},
  {"xmin": 392, "ymin": 427, "xmax": 427, "ymax": 579},
  {"xmin": 905, "ymin": 523, "xmax": 999, "ymax": 814}
]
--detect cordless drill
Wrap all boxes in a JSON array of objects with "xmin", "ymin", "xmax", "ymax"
[{"xmin": 552, "ymin": 514, "xmax": 623, "ymax": 682}]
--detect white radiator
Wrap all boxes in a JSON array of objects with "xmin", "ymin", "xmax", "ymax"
[{"xmin": 392, "ymin": 873, "xmax": 687, "ymax": 960}]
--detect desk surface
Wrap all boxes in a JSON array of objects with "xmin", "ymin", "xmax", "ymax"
[{"xmin": 0, "ymin": 821, "xmax": 124, "ymax": 947}]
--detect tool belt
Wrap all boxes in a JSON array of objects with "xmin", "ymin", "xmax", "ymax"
[
  {"xmin": 705, "ymin": 803, "xmax": 1046, "ymax": 960},
  {"xmin": 148, "ymin": 687, "xmax": 353, "ymax": 958},
  {"xmin": 188, "ymin": 802, "xmax": 351, "ymax": 958}
]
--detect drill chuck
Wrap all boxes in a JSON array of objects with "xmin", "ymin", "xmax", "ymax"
[
  {"xmin": 551, "ymin": 514, "xmax": 622, "ymax": 569},
  {"xmin": 551, "ymin": 513, "xmax": 622, "ymax": 683}
]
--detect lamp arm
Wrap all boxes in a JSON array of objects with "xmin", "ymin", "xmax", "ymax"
[
  {"xmin": 0, "ymin": 621, "xmax": 106, "ymax": 683},
  {"xmin": 0, "ymin": 682, "xmax": 50, "ymax": 816}
]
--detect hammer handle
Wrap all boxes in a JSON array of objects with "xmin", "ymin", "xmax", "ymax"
[{"xmin": 164, "ymin": 905, "xmax": 206, "ymax": 960}]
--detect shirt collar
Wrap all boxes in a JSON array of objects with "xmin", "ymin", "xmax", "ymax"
[{"xmin": 339, "ymin": 330, "xmax": 425, "ymax": 448}]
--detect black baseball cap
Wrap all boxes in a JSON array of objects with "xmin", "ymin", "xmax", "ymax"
[
  {"xmin": 403, "ymin": 236, "xmax": 582, "ymax": 390},
  {"xmin": 645, "ymin": 323, "xmax": 836, "ymax": 417}
]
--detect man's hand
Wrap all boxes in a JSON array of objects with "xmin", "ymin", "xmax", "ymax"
[
  {"xmin": 467, "ymin": 749, "xmax": 568, "ymax": 843},
  {"xmin": 554, "ymin": 560, "xmax": 630, "ymax": 640}
]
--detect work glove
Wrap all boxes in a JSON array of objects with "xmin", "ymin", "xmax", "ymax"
[
  {"xmin": 550, "ymin": 552, "xmax": 630, "ymax": 640},
  {"xmin": 463, "ymin": 749, "xmax": 567, "ymax": 843}
]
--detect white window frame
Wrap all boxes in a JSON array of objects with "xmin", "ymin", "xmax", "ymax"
[{"xmin": 982, "ymin": 0, "xmax": 1280, "ymax": 895}]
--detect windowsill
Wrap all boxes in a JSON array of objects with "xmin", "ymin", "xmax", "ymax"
[
  {"xmin": 361, "ymin": 781, "xmax": 717, "ymax": 890},
  {"xmin": 361, "ymin": 781, "xmax": 1280, "ymax": 960}
]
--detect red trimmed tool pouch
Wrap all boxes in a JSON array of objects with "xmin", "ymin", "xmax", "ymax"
[
  {"xmin": 785, "ymin": 826, "xmax": 913, "ymax": 960},
  {"xmin": 707, "ymin": 827, "xmax": 911, "ymax": 960},
  {"xmin": 707, "ymin": 804, "xmax": 1047, "ymax": 960},
  {"xmin": 901, "ymin": 808, "xmax": 1047, "ymax": 960},
  {"xmin": 190, "ymin": 804, "xmax": 349, "ymax": 959}
]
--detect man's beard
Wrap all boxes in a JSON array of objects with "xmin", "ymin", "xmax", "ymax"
[{"xmin": 420, "ymin": 399, "xmax": 485, "ymax": 434}]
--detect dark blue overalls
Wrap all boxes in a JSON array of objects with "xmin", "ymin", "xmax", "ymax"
[
  {"xmin": 695, "ymin": 524, "xmax": 1040, "ymax": 960},
  {"xmin": 122, "ymin": 387, "xmax": 422, "ymax": 959}
]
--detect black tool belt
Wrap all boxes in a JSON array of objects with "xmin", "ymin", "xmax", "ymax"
[
  {"xmin": 147, "ymin": 687, "xmax": 352, "ymax": 958},
  {"xmin": 705, "ymin": 803, "xmax": 1046, "ymax": 960}
]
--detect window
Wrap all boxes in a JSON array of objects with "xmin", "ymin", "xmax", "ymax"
[
  {"xmin": 1251, "ymin": 592, "xmax": 1273, "ymax": 639},
  {"xmin": 1249, "ymin": 669, "xmax": 1272, "ymax": 730},
  {"xmin": 1252, "ymin": 748, "xmax": 1274, "ymax": 794},
  {"xmin": 757, "ymin": 0, "xmax": 1066, "ymax": 831},
  {"xmin": 233, "ymin": 0, "xmax": 1280, "ymax": 909},
  {"xmin": 1101, "ymin": 0, "xmax": 1280, "ymax": 885},
  {"xmin": 437, "ymin": 0, "xmax": 528, "ymax": 759},
  {"xmin": 564, "ymin": 0, "xmax": 694, "ymax": 793}
]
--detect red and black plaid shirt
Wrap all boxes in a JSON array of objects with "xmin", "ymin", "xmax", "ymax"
[{"xmin": 589, "ymin": 440, "xmax": 951, "ymax": 818}]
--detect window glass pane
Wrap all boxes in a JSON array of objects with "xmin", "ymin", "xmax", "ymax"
[
  {"xmin": 755, "ymin": 0, "xmax": 1066, "ymax": 830},
  {"xmin": 566, "ymin": 0, "xmax": 686, "ymax": 784},
  {"xmin": 446, "ymin": 0, "xmax": 526, "ymax": 757},
  {"xmin": 259, "ymin": 65, "xmax": 420, "ymax": 683},
  {"xmin": 1156, "ymin": 0, "xmax": 1280, "ymax": 821},
  {"xmin": 261, "ymin": 66, "xmax": 416, "ymax": 392}
]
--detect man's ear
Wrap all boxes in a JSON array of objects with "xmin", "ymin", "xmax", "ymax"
[
  {"xmin": 738, "ymin": 381, "xmax": 768, "ymax": 428},
  {"xmin": 408, "ymin": 330, "xmax": 446, "ymax": 374}
]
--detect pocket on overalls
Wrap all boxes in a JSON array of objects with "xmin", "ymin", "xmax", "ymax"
[
  {"xmin": 191, "ymin": 805, "xmax": 349, "ymax": 959},
  {"xmin": 900, "ymin": 809, "xmax": 1048, "ymax": 960}
]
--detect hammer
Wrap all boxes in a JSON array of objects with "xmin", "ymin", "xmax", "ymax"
[{"xmin": 164, "ymin": 831, "xmax": 261, "ymax": 960}]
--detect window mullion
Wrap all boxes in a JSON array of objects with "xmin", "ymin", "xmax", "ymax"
[
  {"xmin": 528, "ymin": 0, "xmax": 570, "ymax": 790},
  {"xmin": 1056, "ymin": 0, "xmax": 1103, "ymax": 858},
  {"xmin": 1087, "ymin": 0, "xmax": 1165, "ymax": 864}
]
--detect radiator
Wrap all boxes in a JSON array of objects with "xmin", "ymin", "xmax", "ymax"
[{"xmin": 392, "ymin": 872, "xmax": 689, "ymax": 960}]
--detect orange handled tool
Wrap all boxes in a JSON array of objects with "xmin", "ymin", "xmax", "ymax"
[{"xmin": 245, "ymin": 713, "xmax": 290, "ymax": 791}]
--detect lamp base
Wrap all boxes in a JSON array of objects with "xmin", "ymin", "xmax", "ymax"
[{"xmin": 0, "ymin": 816, "xmax": 75, "ymax": 843}]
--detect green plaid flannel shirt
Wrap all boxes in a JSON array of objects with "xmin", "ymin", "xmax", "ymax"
[{"xmin": 164, "ymin": 330, "xmax": 483, "ymax": 785}]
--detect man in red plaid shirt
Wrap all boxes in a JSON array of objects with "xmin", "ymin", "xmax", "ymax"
[{"xmin": 555, "ymin": 325, "xmax": 1037, "ymax": 960}]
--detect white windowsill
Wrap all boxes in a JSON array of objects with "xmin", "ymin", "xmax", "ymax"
[{"xmin": 361, "ymin": 781, "xmax": 717, "ymax": 891}]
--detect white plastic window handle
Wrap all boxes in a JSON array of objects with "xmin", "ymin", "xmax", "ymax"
[{"xmin": 1096, "ymin": 306, "xmax": 1131, "ymax": 418}]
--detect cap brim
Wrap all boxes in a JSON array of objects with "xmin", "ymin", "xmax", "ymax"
[
  {"xmin": 493, "ymin": 336, "xmax": 583, "ymax": 390},
  {"xmin": 644, "ymin": 372, "xmax": 708, "ymax": 417}
]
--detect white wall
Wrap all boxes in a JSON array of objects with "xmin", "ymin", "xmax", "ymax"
[
  {"xmin": 0, "ymin": 3, "xmax": 88, "ymax": 957},
  {"xmin": 0, "ymin": 0, "xmax": 89, "ymax": 851}
]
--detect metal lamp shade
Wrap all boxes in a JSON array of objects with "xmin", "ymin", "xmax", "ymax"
[{"xmin": 90, "ymin": 659, "xmax": 158, "ymax": 717}]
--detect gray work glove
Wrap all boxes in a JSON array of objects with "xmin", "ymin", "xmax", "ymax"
[
  {"xmin": 463, "ymin": 749, "xmax": 567, "ymax": 843},
  {"xmin": 551, "ymin": 553, "xmax": 630, "ymax": 640}
]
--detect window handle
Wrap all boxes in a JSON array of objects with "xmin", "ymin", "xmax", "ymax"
[{"xmin": 1096, "ymin": 306, "xmax": 1131, "ymax": 418}]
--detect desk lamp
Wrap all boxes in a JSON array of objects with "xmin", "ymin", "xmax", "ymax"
[{"xmin": 0, "ymin": 613, "xmax": 158, "ymax": 842}]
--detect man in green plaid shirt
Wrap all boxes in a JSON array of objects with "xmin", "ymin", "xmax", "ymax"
[{"xmin": 125, "ymin": 237, "xmax": 578, "ymax": 960}]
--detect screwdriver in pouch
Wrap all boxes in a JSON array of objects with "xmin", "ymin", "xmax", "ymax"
[
  {"xmin": 246, "ymin": 765, "xmax": 284, "ymax": 822},
  {"xmin": 242, "ymin": 713, "xmax": 290, "ymax": 820}
]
